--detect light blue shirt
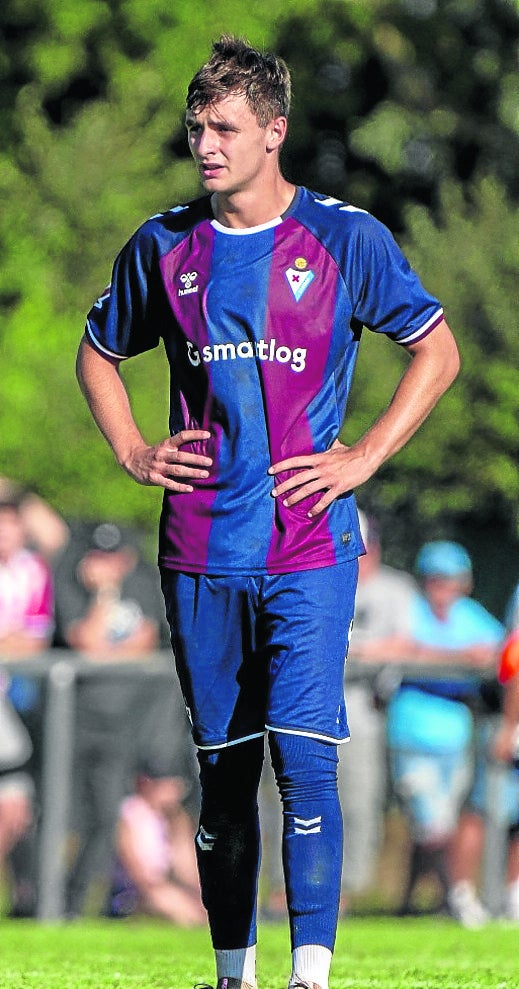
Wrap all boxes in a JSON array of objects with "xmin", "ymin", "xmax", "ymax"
[
  {"xmin": 387, "ymin": 595, "xmax": 504, "ymax": 754},
  {"xmin": 411, "ymin": 593, "xmax": 504, "ymax": 649}
]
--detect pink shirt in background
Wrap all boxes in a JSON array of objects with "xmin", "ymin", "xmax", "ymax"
[
  {"xmin": 0, "ymin": 548, "xmax": 54, "ymax": 640},
  {"xmin": 119, "ymin": 794, "xmax": 170, "ymax": 880}
]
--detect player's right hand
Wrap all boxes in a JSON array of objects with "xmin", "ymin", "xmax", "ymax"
[{"xmin": 124, "ymin": 430, "xmax": 213, "ymax": 492}]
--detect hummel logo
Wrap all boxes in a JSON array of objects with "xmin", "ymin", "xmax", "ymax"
[
  {"xmin": 293, "ymin": 815, "xmax": 322, "ymax": 835},
  {"xmin": 285, "ymin": 267, "xmax": 314, "ymax": 302},
  {"xmin": 196, "ymin": 825, "xmax": 217, "ymax": 851},
  {"xmin": 179, "ymin": 271, "xmax": 199, "ymax": 296},
  {"xmin": 93, "ymin": 287, "xmax": 110, "ymax": 309}
]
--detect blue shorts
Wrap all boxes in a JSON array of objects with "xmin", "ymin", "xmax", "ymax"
[{"xmin": 160, "ymin": 562, "xmax": 357, "ymax": 750}]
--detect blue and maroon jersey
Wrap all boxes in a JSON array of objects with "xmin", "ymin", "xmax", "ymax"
[{"xmin": 85, "ymin": 186, "xmax": 443, "ymax": 576}]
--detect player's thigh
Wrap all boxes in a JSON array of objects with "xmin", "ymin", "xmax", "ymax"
[
  {"xmin": 262, "ymin": 561, "xmax": 358, "ymax": 743},
  {"xmin": 160, "ymin": 569, "xmax": 267, "ymax": 748}
]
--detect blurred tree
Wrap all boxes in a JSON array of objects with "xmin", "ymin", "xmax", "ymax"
[
  {"xmin": 276, "ymin": 0, "xmax": 519, "ymax": 230},
  {"xmin": 273, "ymin": 0, "xmax": 519, "ymax": 602},
  {"xmin": 344, "ymin": 177, "xmax": 519, "ymax": 581}
]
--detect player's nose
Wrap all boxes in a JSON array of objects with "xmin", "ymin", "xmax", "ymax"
[{"xmin": 195, "ymin": 127, "xmax": 217, "ymax": 158}]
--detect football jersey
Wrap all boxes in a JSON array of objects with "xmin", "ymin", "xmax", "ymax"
[{"xmin": 85, "ymin": 186, "xmax": 443, "ymax": 576}]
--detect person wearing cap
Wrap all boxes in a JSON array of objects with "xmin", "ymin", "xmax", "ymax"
[
  {"xmin": 452, "ymin": 580, "xmax": 519, "ymax": 925},
  {"xmin": 53, "ymin": 521, "xmax": 188, "ymax": 917},
  {"xmin": 337, "ymin": 511, "xmax": 417, "ymax": 910},
  {"xmin": 107, "ymin": 756, "xmax": 206, "ymax": 926},
  {"xmin": 257, "ymin": 509, "xmax": 417, "ymax": 921},
  {"xmin": 385, "ymin": 540, "xmax": 504, "ymax": 925},
  {"xmin": 55, "ymin": 521, "xmax": 165, "ymax": 657}
]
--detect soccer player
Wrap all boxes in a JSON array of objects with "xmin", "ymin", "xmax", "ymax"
[{"xmin": 76, "ymin": 35, "xmax": 460, "ymax": 989}]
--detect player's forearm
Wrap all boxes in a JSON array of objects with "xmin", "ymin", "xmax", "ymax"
[
  {"xmin": 410, "ymin": 641, "xmax": 499, "ymax": 669},
  {"xmin": 76, "ymin": 337, "xmax": 149, "ymax": 473},
  {"xmin": 350, "ymin": 318, "xmax": 460, "ymax": 475}
]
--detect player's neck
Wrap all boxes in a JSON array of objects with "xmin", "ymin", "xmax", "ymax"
[{"xmin": 211, "ymin": 177, "xmax": 296, "ymax": 229}]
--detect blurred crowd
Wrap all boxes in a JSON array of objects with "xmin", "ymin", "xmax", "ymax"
[{"xmin": 1, "ymin": 476, "xmax": 518, "ymax": 928}]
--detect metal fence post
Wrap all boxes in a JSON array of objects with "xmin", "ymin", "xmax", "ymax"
[
  {"xmin": 482, "ymin": 756, "xmax": 509, "ymax": 917},
  {"xmin": 36, "ymin": 658, "xmax": 77, "ymax": 920}
]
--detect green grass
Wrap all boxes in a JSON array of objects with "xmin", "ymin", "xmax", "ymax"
[{"xmin": 0, "ymin": 917, "xmax": 517, "ymax": 989}]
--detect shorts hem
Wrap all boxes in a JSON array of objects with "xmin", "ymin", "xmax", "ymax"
[
  {"xmin": 265, "ymin": 724, "xmax": 350, "ymax": 745},
  {"xmin": 196, "ymin": 730, "xmax": 266, "ymax": 751}
]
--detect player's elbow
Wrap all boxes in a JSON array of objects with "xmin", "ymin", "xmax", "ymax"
[
  {"xmin": 435, "ymin": 318, "xmax": 461, "ymax": 390},
  {"xmin": 445, "ymin": 336, "xmax": 461, "ymax": 388}
]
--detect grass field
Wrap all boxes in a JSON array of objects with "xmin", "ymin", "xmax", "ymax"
[{"xmin": 0, "ymin": 917, "xmax": 518, "ymax": 989}]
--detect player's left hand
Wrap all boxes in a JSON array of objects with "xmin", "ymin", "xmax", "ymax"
[{"xmin": 268, "ymin": 439, "xmax": 375, "ymax": 517}]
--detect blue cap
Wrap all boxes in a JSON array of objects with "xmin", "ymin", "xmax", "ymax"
[{"xmin": 415, "ymin": 540, "xmax": 472, "ymax": 578}]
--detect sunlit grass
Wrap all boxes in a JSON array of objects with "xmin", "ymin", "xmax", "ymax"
[{"xmin": 1, "ymin": 917, "xmax": 518, "ymax": 989}]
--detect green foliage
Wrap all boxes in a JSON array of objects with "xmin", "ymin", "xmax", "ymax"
[
  {"xmin": 400, "ymin": 178, "xmax": 519, "ymax": 516},
  {"xmin": 278, "ymin": 0, "xmax": 519, "ymax": 229},
  {"xmin": 346, "ymin": 177, "xmax": 519, "ymax": 526},
  {"xmin": 0, "ymin": 0, "xmax": 518, "ymax": 547}
]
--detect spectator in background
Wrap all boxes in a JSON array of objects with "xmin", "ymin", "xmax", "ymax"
[
  {"xmin": 107, "ymin": 755, "xmax": 205, "ymax": 926},
  {"xmin": 0, "ymin": 671, "xmax": 34, "ymax": 915},
  {"xmin": 259, "ymin": 510, "xmax": 417, "ymax": 918},
  {"xmin": 337, "ymin": 511, "xmax": 416, "ymax": 909},
  {"xmin": 449, "ymin": 581, "xmax": 519, "ymax": 925},
  {"xmin": 495, "ymin": 582, "xmax": 519, "ymax": 767},
  {"xmin": 54, "ymin": 521, "xmax": 165, "ymax": 656},
  {"xmin": 494, "ymin": 601, "xmax": 519, "ymax": 922},
  {"xmin": 386, "ymin": 541, "xmax": 503, "ymax": 923},
  {"xmin": 53, "ymin": 521, "xmax": 186, "ymax": 917},
  {"xmin": 0, "ymin": 494, "xmax": 54, "ymax": 915},
  {"xmin": 0, "ymin": 477, "xmax": 69, "ymax": 565},
  {"xmin": 0, "ymin": 496, "xmax": 54, "ymax": 657}
]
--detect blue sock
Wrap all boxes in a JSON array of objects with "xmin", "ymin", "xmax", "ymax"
[
  {"xmin": 269, "ymin": 731, "xmax": 342, "ymax": 951},
  {"xmin": 196, "ymin": 737, "xmax": 264, "ymax": 949}
]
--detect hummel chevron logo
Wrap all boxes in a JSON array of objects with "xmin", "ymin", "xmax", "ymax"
[
  {"xmin": 293, "ymin": 815, "xmax": 322, "ymax": 835},
  {"xmin": 196, "ymin": 825, "xmax": 217, "ymax": 851}
]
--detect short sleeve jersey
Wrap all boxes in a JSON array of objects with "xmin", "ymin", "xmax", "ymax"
[{"xmin": 86, "ymin": 187, "xmax": 443, "ymax": 576}]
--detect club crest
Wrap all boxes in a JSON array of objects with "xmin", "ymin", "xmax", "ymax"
[{"xmin": 285, "ymin": 266, "xmax": 315, "ymax": 302}]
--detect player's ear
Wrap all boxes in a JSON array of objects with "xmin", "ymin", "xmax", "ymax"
[{"xmin": 266, "ymin": 116, "xmax": 288, "ymax": 152}]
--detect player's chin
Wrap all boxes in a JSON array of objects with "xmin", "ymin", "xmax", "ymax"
[{"xmin": 199, "ymin": 168, "xmax": 225, "ymax": 188}]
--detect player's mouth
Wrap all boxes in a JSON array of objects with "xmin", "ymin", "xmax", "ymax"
[{"xmin": 199, "ymin": 162, "xmax": 223, "ymax": 179}]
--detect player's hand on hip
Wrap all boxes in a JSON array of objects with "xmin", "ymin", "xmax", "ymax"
[
  {"xmin": 268, "ymin": 439, "xmax": 374, "ymax": 517},
  {"xmin": 126, "ymin": 430, "xmax": 212, "ymax": 491}
]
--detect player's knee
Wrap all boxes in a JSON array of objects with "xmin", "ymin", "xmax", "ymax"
[
  {"xmin": 197, "ymin": 736, "xmax": 264, "ymax": 821},
  {"xmin": 269, "ymin": 730, "xmax": 338, "ymax": 804}
]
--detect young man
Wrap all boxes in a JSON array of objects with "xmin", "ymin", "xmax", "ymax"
[{"xmin": 76, "ymin": 35, "xmax": 460, "ymax": 989}]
